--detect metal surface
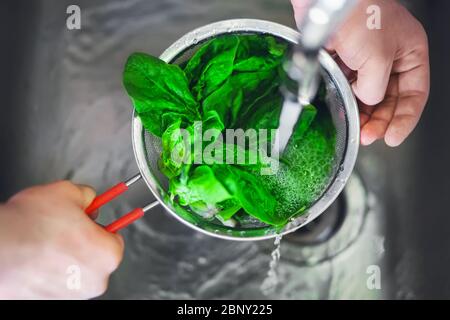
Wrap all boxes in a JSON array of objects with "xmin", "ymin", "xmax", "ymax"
[
  {"xmin": 125, "ymin": 173, "xmax": 142, "ymax": 187},
  {"xmin": 287, "ymin": 0, "xmax": 357, "ymax": 104},
  {"xmin": 131, "ymin": 19, "xmax": 360, "ymax": 241},
  {"xmin": 142, "ymin": 201, "xmax": 159, "ymax": 213},
  {"xmin": 274, "ymin": 0, "xmax": 357, "ymax": 156},
  {"xmin": 297, "ymin": 0, "xmax": 357, "ymax": 52}
]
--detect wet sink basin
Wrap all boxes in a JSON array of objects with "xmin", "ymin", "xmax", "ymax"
[{"xmin": 1, "ymin": 0, "xmax": 450, "ymax": 299}]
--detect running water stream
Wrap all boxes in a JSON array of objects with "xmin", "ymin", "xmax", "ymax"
[{"xmin": 260, "ymin": 234, "xmax": 283, "ymax": 295}]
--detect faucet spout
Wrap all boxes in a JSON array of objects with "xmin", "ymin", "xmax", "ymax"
[{"xmin": 273, "ymin": 0, "xmax": 357, "ymax": 156}]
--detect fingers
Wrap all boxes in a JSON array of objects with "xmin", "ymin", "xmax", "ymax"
[
  {"xmin": 332, "ymin": 53, "xmax": 357, "ymax": 83},
  {"xmin": 359, "ymin": 63, "xmax": 429, "ymax": 147},
  {"xmin": 95, "ymin": 230, "xmax": 125, "ymax": 273},
  {"xmin": 384, "ymin": 92, "xmax": 427, "ymax": 147},
  {"xmin": 291, "ymin": 0, "xmax": 392, "ymax": 108},
  {"xmin": 352, "ymin": 55, "xmax": 394, "ymax": 106},
  {"xmin": 358, "ymin": 100, "xmax": 373, "ymax": 132},
  {"xmin": 54, "ymin": 182, "xmax": 96, "ymax": 211},
  {"xmin": 74, "ymin": 184, "xmax": 99, "ymax": 219},
  {"xmin": 360, "ymin": 96, "xmax": 396, "ymax": 145},
  {"xmin": 114, "ymin": 233, "xmax": 125, "ymax": 254},
  {"xmin": 385, "ymin": 60, "xmax": 430, "ymax": 146},
  {"xmin": 75, "ymin": 184, "xmax": 97, "ymax": 209},
  {"xmin": 359, "ymin": 74, "xmax": 397, "ymax": 145},
  {"xmin": 41, "ymin": 181, "xmax": 98, "ymax": 214}
]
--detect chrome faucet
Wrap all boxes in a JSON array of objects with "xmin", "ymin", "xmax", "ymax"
[{"xmin": 273, "ymin": 0, "xmax": 357, "ymax": 156}]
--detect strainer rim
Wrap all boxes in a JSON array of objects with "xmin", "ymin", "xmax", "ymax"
[{"xmin": 131, "ymin": 18, "xmax": 360, "ymax": 241}]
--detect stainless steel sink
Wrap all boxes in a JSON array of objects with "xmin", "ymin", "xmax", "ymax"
[{"xmin": 1, "ymin": 0, "xmax": 448, "ymax": 299}]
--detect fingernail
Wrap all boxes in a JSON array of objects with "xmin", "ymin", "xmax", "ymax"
[
  {"xmin": 385, "ymin": 135, "xmax": 402, "ymax": 147},
  {"xmin": 361, "ymin": 133, "xmax": 376, "ymax": 146}
]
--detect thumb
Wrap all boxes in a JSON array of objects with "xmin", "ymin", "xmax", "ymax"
[
  {"xmin": 75, "ymin": 184, "xmax": 97, "ymax": 210},
  {"xmin": 351, "ymin": 56, "xmax": 393, "ymax": 106}
]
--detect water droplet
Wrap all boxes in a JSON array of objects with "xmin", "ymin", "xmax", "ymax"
[{"xmin": 261, "ymin": 234, "xmax": 283, "ymax": 295}]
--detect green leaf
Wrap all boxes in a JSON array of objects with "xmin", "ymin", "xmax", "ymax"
[
  {"xmin": 202, "ymin": 78, "xmax": 241, "ymax": 127},
  {"xmin": 184, "ymin": 35, "xmax": 240, "ymax": 102},
  {"xmin": 217, "ymin": 199, "xmax": 241, "ymax": 221},
  {"xmin": 202, "ymin": 109, "xmax": 225, "ymax": 140},
  {"xmin": 188, "ymin": 34, "xmax": 287, "ymax": 127},
  {"xmin": 211, "ymin": 165, "xmax": 283, "ymax": 226},
  {"xmin": 159, "ymin": 120, "xmax": 192, "ymax": 179},
  {"xmin": 234, "ymin": 56, "xmax": 269, "ymax": 72},
  {"xmin": 123, "ymin": 35, "xmax": 333, "ymax": 230},
  {"xmin": 202, "ymin": 69, "xmax": 277, "ymax": 128},
  {"xmin": 202, "ymin": 143, "xmax": 262, "ymax": 168},
  {"xmin": 172, "ymin": 165, "xmax": 233, "ymax": 206},
  {"xmin": 188, "ymin": 201, "xmax": 217, "ymax": 219},
  {"xmin": 235, "ymin": 35, "xmax": 286, "ymax": 61},
  {"xmin": 237, "ymin": 83, "xmax": 282, "ymax": 131},
  {"xmin": 123, "ymin": 52, "xmax": 200, "ymax": 136},
  {"xmin": 290, "ymin": 104, "xmax": 317, "ymax": 144}
]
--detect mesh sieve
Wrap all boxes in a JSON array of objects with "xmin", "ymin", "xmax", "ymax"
[{"xmin": 131, "ymin": 19, "xmax": 359, "ymax": 241}]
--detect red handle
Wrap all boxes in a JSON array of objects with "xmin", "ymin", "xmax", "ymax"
[
  {"xmin": 105, "ymin": 208, "xmax": 144, "ymax": 233},
  {"xmin": 85, "ymin": 174, "xmax": 145, "ymax": 232},
  {"xmin": 85, "ymin": 182, "xmax": 129, "ymax": 215}
]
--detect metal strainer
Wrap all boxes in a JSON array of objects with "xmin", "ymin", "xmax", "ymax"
[{"xmin": 86, "ymin": 19, "xmax": 359, "ymax": 241}]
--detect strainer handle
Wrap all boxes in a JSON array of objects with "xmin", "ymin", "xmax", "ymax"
[
  {"xmin": 104, "ymin": 201, "xmax": 159, "ymax": 233},
  {"xmin": 105, "ymin": 208, "xmax": 144, "ymax": 233},
  {"xmin": 85, "ymin": 174, "xmax": 142, "ymax": 215},
  {"xmin": 84, "ymin": 173, "xmax": 160, "ymax": 233}
]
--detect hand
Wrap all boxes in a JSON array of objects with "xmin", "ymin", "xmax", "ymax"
[
  {"xmin": 0, "ymin": 181, "xmax": 124, "ymax": 299},
  {"xmin": 292, "ymin": 0, "xmax": 430, "ymax": 146}
]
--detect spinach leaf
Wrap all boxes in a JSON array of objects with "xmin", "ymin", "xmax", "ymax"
[
  {"xmin": 122, "ymin": 35, "xmax": 328, "ymax": 230},
  {"xmin": 211, "ymin": 165, "xmax": 283, "ymax": 226},
  {"xmin": 202, "ymin": 109, "xmax": 225, "ymax": 141},
  {"xmin": 235, "ymin": 34, "xmax": 285, "ymax": 61},
  {"xmin": 159, "ymin": 120, "xmax": 192, "ymax": 179},
  {"xmin": 217, "ymin": 199, "xmax": 241, "ymax": 221},
  {"xmin": 201, "ymin": 78, "xmax": 243, "ymax": 127},
  {"xmin": 187, "ymin": 35, "xmax": 287, "ymax": 127},
  {"xmin": 184, "ymin": 35, "xmax": 240, "ymax": 102},
  {"xmin": 202, "ymin": 143, "xmax": 262, "ymax": 169},
  {"xmin": 171, "ymin": 165, "xmax": 232, "ymax": 207},
  {"xmin": 123, "ymin": 52, "xmax": 200, "ymax": 136},
  {"xmin": 237, "ymin": 83, "xmax": 282, "ymax": 131},
  {"xmin": 202, "ymin": 69, "xmax": 277, "ymax": 127},
  {"xmin": 234, "ymin": 35, "xmax": 286, "ymax": 70},
  {"xmin": 290, "ymin": 104, "xmax": 317, "ymax": 144}
]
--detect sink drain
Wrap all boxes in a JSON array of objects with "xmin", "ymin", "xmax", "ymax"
[
  {"xmin": 258, "ymin": 173, "xmax": 368, "ymax": 266},
  {"xmin": 284, "ymin": 195, "xmax": 346, "ymax": 245}
]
